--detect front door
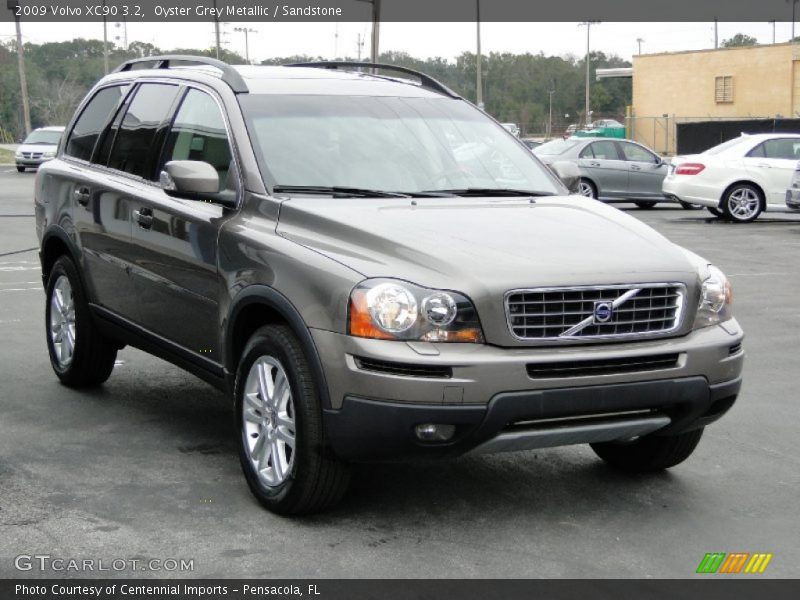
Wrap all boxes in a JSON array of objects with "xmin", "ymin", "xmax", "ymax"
[{"xmin": 578, "ymin": 140, "xmax": 628, "ymax": 199}]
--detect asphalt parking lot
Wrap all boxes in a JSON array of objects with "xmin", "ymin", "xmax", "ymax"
[{"xmin": 1, "ymin": 168, "xmax": 798, "ymax": 579}]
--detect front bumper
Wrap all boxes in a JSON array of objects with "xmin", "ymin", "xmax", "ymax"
[
  {"xmin": 313, "ymin": 321, "xmax": 744, "ymax": 460},
  {"xmin": 16, "ymin": 157, "xmax": 52, "ymax": 167}
]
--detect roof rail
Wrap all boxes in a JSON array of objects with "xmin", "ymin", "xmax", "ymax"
[
  {"xmin": 112, "ymin": 55, "xmax": 249, "ymax": 93},
  {"xmin": 286, "ymin": 61, "xmax": 460, "ymax": 98}
]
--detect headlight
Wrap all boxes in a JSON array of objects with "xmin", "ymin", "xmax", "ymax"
[
  {"xmin": 43, "ymin": 150, "xmax": 56, "ymax": 158},
  {"xmin": 349, "ymin": 279, "xmax": 484, "ymax": 343},
  {"xmin": 15, "ymin": 151, "xmax": 22, "ymax": 158},
  {"xmin": 693, "ymin": 265, "xmax": 733, "ymax": 328}
]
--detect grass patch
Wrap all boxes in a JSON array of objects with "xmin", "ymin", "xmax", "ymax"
[{"xmin": 0, "ymin": 147, "xmax": 15, "ymax": 165}]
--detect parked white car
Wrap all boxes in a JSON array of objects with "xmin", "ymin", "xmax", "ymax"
[
  {"xmin": 663, "ymin": 133, "xmax": 800, "ymax": 222},
  {"xmin": 15, "ymin": 126, "xmax": 65, "ymax": 172},
  {"xmin": 500, "ymin": 122, "xmax": 521, "ymax": 137}
]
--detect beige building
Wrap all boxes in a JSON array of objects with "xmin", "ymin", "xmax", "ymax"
[{"xmin": 630, "ymin": 42, "xmax": 800, "ymax": 155}]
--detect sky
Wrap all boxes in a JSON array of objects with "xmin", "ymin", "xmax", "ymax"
[{"xmin": 0, "ymin": 21, "xmax": 796, "ymax": 63}]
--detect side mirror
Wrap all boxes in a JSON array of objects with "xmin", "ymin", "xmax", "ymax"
[
  {"xmin": 159, "ymin": 160, "xmax": 236, "ymax": 208},
  {"xmin": 549, "ymin": 161, "xmax": 582, "ymax": 194}
]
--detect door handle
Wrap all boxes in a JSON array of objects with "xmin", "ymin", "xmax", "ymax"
[
  {"xmin": 757, "ymin": 163, "xmax": 772, "ymax": 168},
  {"xmin": 589, "ymin": 162, "xmax": 601, "ymax": 167},
  {"xmin": 73, "ymin": 186, "xmax": 90, "ymax": 206},
  {"xmin": 133, "ymin": 207, "xmax": 154, "ymax": 229},
  {"xmin": 630, "ymin": 165, "xmax": 642, "ymax": 171}
]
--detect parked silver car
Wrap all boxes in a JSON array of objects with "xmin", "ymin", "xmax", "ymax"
[{"xmin": 534, "ymin": 137, "xmax": 670, "ymax": 208}]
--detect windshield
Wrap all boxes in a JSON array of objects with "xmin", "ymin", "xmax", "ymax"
[
  {"xmin": 23, "ymin": 129, "xmax": 62, "ymax": 145},
  {"xmin": 533, "ymin": 139, "xmax": 581, "ymax": 156},
  {"xmin": 702, "ymin": 136, "xmax": 750, "ymax": 155},
  {"xmin": 239, "ymin": 95, "xmax": 561, "ymax": 195}
]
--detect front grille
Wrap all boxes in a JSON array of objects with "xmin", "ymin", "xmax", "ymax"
[
  {"xmin": 506, "ymin": 284, "xmax": 685, "ymax": 342},
  {"xmin": 21, "ymin": 152, "xmax": 43, "ymax": 159},
  {"xmin": 527, "ymin": 353, "xmax": 680, "ymax": 378},
  {"xmin": 353, "ymin": 356, "xmax": 452, "ymax": 379}
]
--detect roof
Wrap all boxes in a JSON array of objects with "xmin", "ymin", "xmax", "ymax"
[{"xmin": 35, "ymin": 126, "xmax": 65, "ymax": 131}]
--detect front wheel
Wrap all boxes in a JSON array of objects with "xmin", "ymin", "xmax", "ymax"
[
  {"xmin": 591, "ymin": 428, "xmax": 704, "ymax": 472},
  {"xmin": 578, "ymin": 178, "xmax": 597, "ymax": 198},
  {"xmin": 16, "ymin": 166, "xmax": 25, "ymax": 173},
  {"xmin": 721, "ymin": 184, "xmax": 762, "ymax": 223},
  {"xmin": 45, "ymin": 256, "xmax": 117, "ymax": 387},
  {"xmin": 706, "ymin": 206, "xmax": 726, "ymax": 218},
  {"xmin": 235, "ymin": 325, "xmax": 350, "ymax": 515}
]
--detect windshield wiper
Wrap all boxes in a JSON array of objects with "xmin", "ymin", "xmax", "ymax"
[
  {"xmin": 272, "ymin": 185, "xmax": 410, "ymax": 198},
  {"xmin": 421, "ymin": 188, "xmax": 555, "ymax": 197}
]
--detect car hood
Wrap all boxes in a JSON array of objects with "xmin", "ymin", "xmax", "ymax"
[
  {"xmin": 276, "ymin": 195, "xmax": 698, "ymax": 291},
  {"xmin": 17, "ymin": 143, "xmax": 57, "ymax": 153}
]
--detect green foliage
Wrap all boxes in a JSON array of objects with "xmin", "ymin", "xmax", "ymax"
[
  {"xmin": 721, "ymin": 33, "xmax": 758, "ymax": 48},
  {"xmin": 0, "ymin": 38, "xmax": 631, "ymax": 139}
]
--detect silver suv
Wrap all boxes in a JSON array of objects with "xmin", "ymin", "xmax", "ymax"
[{"xmin": 35, "ymin": 56, "xmax": 744, "ymax": 515}]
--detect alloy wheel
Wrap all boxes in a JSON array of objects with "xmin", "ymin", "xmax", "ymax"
[
  {"xmin": 578, "ymin": 181, "xmax": 595, "ymax": 197},
  {"xmin": 242, "ymin": 356, "xmax": 296, "ymax": 487},
  {"xmin": 49, "ymin": 275, "xmax": 76, "ymax": 368},
  {"xmin": 726, "ymin": 187, "xmax": 760, "ymax": 221}
]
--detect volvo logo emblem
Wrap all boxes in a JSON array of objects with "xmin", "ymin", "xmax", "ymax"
[{"xmin": 593, "ymin": 301, "xmax": 613, "ymax": 323}]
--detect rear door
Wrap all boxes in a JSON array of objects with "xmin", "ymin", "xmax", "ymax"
[
  {"xmin": 126, "ymin": 86, "xmax": 239, "ymax": 364},
  {"xmin": 743, "ymin": 138, "xmax": 800, "ymax": 207},
  {"xmin": 618, "ymin": 140, "xmax": 668, "ymax": 199},
  {"xmin": 577, "ymin": 140, "xmax": 628, "ymax": 198}
]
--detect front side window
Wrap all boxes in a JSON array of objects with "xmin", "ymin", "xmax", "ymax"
[
  {"xmin": 159, "ymin": 88, "xmax": 233, "ymax": 190},
  {"xmin": 107, "ymin": 83, "xmax": 180, "ymax": 179},
  {"xmin": 240, "ymin": 94, "xmax": 562, "ymax": 195},
  {"xmin": 620, "ymin": 142, "xmax": 658, "ymax": 163},
  {"xmin": 64, "ymin": 85, "xmax": 128, "ymax": 161}
]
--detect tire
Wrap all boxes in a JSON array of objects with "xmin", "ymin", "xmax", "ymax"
[
  {"xmin": 706, "ymin": 207, "xmax": 726, "ymax": 218},
  {"xmin": 721, "ymin": 183, "xmax": 763, "ymax": 223},
  {"xmin": 16, "ymin": 166, "xmax": 25, "ymax": 173},
  {"xmin": 678, "ymin": 200, "xmax": 700, "ymax": 210},
  {"xmin": 590, "ymin": 427, "xmax": 704, "ymax": 473},
  {"xmin": 634, "ymin": 201, "xmax": 657, "ymax": 209},
  {"xmin": 578, "ymin": 178, "xmax": 597, "ymax": 199},
  {"xmin": 235, "ymin": 325, "xmax": 350, "ymax": 515},
  {"xmin": 45, "ymin": 255, "xmax": 117, "ymax": 387}
]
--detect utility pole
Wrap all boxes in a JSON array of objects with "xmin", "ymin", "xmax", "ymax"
[
  {"xmin": 213, "ymin": 0, "xmax": 221, "ymax": 59},
  {"xmin": 768, "ymin": 20, "xmax": 776, "ymax": 44},
  {"xmin": 476, "ymin": 0, "xmax": 483, "ymax": 109},
  {"xmin": 102, "ymin": 0, "xmax": 109, "ymax": 74},
  {"xmin": 7, "ymin": 1, "xmax": 31, "ymax": 136},
  {"xmin": 234, "ymin": 27, "xmax": 256, "ymax": 63},
  {"xmin": 115, "ymin": 19, "xmax": 128, "ymax": 50},
  {"xmin": 371, "ymin": 0, "xmax": 380, "ymax": 62},
  {"xmin": 547, "ymin": 89, "xmax": 555, "ymax": 139},
  {"xmin": 356, "ymin": 33, "xmax": 364, "ymax": 61},
  {"xmin": 792, "ymin": 0, "xmax": 799, "ymax": 41},
  {"xmin": 714, "ymin": 19, "xmax": 718, "ymax": 48},
  {"xmin": 579, "ymin": 21, "xmax": 599, "ymax": 127},
  {"xmin": 636, "ymin": 37, "xmax": 644, "ymax": 55}
]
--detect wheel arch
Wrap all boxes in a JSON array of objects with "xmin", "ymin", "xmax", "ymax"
[
  {"xmin": 40, "ymin": 226, "xmax": 81, "ymax": 286},
  {"xmin": 224, "ymin": 285, "xmax": 331, "ymax": 409},
  {"xmin": 719, "ymin": 179, "xmax": 766, "ymax": 210}
]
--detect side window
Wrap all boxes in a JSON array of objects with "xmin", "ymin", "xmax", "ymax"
[
  {"xmin": 64, "ymin": 85, "xmax": 128, "ymax": 162},
  {"xmin": 588, "ymin": 141, "xmax": 619, "ymax": 160},
  {"xmin": 107, "ymin": 83, "xmax": 181, "ymax": 179},
  {"xmin": 159, "ymin": 88, "xmax": 234, "ymax": 191},
  {"xmin": 757, "ymin": 139, "xmax": 800, "ymax": 160},
  {"xmin": 620, "ymin": 142, "xmax": 658, "ymax": 163},
  {"xmin": 579, "ymin": 144, "xmax": 594, "ymax": 159}
]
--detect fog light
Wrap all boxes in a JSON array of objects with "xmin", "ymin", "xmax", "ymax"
[{"xmin": 414, "ymin": 423, "xmax": 456, "ymax": 442}]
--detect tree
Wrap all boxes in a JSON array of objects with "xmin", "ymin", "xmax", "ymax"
[{"xmin": 721, "ymin": 33, "xmax": 758, "ymax": 48}]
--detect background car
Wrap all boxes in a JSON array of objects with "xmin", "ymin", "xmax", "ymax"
[
  {"xmin": 15, "ymin": 126, "xmax": 64, "ymax": 172},
  {"xmin": 664, "ymin": 133, "xmax": 800, "ymax": 222},
  {"xmin": 785, "ymin": 161, "xmax": 800, "ymax": 210},
  {"xmin": 500, "ymin": 122, "xmax": 521, "ymax": 137},
  {"xmin": 521, "ymin": 137, "xmax": 543, "ymax": 150},
  {"xmin": 534, "ymin": 136, "xmax": 670, "ymax": 208},
  {"xmin": 575, "ymin": 119, "xmax": 626, "ymax": 139}
]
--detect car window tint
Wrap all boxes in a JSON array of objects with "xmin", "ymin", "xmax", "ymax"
[
  {"xmin": 578, "ymin": 144, "xmax": 594, "ymax": 158},
  {"xmin": 620, "ymin": 142, "xmax": 657, "ymax": 163},
  {"xmin": 107, "ymin": 83, "xmax": 180, "ymax": 179},
  {"xmin": 588, "ymin": 141, "xmax": 618, "ymax": 160},
  {"xmin": 755, "ymin": 138, "xmax": 800, "ymax": 160},
  {"xmin": 160, "ymin": 88, "xmax": 233, "ymax": 190},
  {"xmin": 64, "ymin": 85, "xmax": 128, "ymax": 161}
]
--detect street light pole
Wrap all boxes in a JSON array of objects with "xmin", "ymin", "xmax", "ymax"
[
  {"xmin": 234, "ymin": 27, "xmax": 257, "ymax": 63},
  {"xmin": 636, "ymin": 37, "xmax": 644, "ymax": 55},
  {"xmin": 579, "ymin": 21, "xmax": 599, "ymax": 127},
  {"xmin": 7, "ymin": 1, "xmax": 31, "ymax": 136},
  {"xmin": 547, "ymin": 89, "xmax": 555, "ymax": 139},
  {"xmin": 476, "ymin": 0, "xmax": 483, "ymax": 109},
  {"xmin": 102, "ymin": 0, "xmax": 109, "ymax": 74}
]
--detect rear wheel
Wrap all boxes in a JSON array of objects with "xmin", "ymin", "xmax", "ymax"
[
  {"xmin": 706, "ymin": 207, "xmax": 725, "ymax": 218},
  {"xmin": 635, "ymin": 201, "xmax": 657, "ymax": 209},
  {"xmin": 45, "ymin": 256, "xmax": 117, "ymax": 387},
  {"xmin": 16, "ymin": 166, "xmax": 25, "ymax": 173},
  {"xmin": 721, "ymin": 183, "xmax": 762, "ymax": 223},
  {"xmin": 235, "ymin": 325, "xmax": 350, "ymax": 515},
  {"xmin": 678, "ymin": 200, "xmax": 701, "ymax": 210},
  {"xmin": 578, "ymin": 178, "xmax": 597, "ymax": 198},
  {"xmin": 591, "ymin": 428, "xmax": 704, "ymax": 472}
]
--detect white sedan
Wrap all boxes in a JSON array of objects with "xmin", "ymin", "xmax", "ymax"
[{"xmin": 663, "ymin": 133, "xmax": 800, "ymax": 222}]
